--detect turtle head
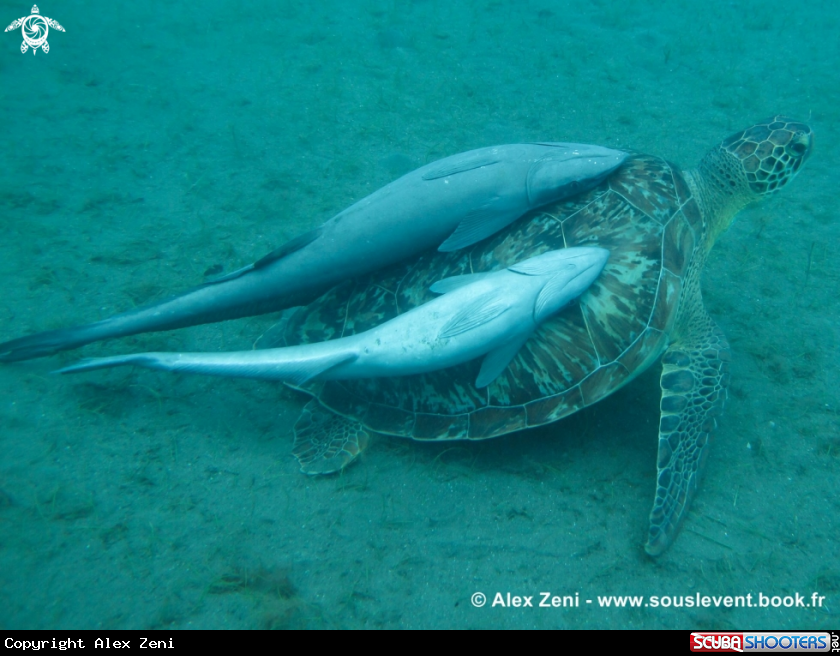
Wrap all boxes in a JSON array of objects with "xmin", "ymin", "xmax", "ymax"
[
  {"xmin": 692, "ymin": 116, "xmax": 813, "ymax": 248},
  {"xmin": 720, "ymin": 116, "xmax": 813, "ymax": 196}
]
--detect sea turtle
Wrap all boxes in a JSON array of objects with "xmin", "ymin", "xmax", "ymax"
[
  {"xmin": 4, "ymin": 5, "xmax": 64, "ymax": 55},
  {"xmin": 280, "ymin": 116, "xmax": 813, "ymax": 556}
]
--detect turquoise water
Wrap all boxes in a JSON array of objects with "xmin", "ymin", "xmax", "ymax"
[{"xmin": 0, "ymin": 0, "xmax": 837, "ymax": 630}]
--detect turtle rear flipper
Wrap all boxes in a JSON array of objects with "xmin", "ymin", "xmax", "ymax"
[
  {"xmin": 645, "ymin": 310, "xmax": 730, "ymax": 555},
  {"xmin": 292, "ymin": 399, "xmax": 370, "ymax": 475}
]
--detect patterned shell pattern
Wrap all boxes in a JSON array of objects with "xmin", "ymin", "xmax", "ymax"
[{"xmin": 282, "ymin": 153, "xmax": 704, "ymax": 441}]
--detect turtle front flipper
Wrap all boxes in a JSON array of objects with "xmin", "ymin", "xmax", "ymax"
[
  {"xmin": 292, "ymin": 399, "xmax": 371, "ymax": 474},
  {"xmin": 645, "ymin": 312, "xmax": 731, "ymax": 556}
]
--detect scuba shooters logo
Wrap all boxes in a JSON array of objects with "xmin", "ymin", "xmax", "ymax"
[
  {"xmin": 4, "ymin": 4, "xmax": 64, "ymax": 54},
  {"xmin": 690, "ymin": 632, "xmax": 836, "ymax": 652}
]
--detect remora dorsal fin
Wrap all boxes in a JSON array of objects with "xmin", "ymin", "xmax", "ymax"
[
  {"xmin": 475, "ymin": 332, "xmax": 531, "ymax": 388},
  {"xmin": 253, "ymin": 226, "xmax": 323, "ymax": 270},
  {"xmin": 429, "ymin": 272, "xmax": 492, "ymax": 294},
  {"xmin": 202, "ymin": 227, "xmax": 323, "ymax": 286},
  {"xmin": 438, "ymin": 293, "xmax": 510, "ymax": 339},
  {"xmin": 421, "ymin": 151, "xmax": 501, "ymax": 181}
]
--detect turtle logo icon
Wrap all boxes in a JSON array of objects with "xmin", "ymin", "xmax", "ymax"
[{"xmin": 5, "ymin": 5, "xmax": 64, "ymax": 55}]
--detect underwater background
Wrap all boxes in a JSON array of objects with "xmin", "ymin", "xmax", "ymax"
[{"xmin": 0, "ymin": 0, "xmax": 837, "ymax": 630}]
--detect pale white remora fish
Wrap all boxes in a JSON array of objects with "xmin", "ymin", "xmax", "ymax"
[
  {"xmin": 0, "ymin": 143, "xmax": 625, "ymax": 362},
  {"xmin": 57, "ymin": 248, "xmax": 609, "ymax": 388}
]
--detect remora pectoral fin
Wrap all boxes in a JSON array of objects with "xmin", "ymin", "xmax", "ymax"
[
  {"xmin": 438, "ymin": 202, "xmax": 518, "ymax": 252},
  {"xmin": 438, "ymin": 293, "xmax": 511, "ymax": 339},
  {"xmin": 475, "ymin": 332, "xmax": 531, "ymax": 388},
  {"xmin": 429, "ymin": 272, "xmax": 492, "ymax": 294}
]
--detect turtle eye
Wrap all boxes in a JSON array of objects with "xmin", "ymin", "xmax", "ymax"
[
  {"xmin": 785, "ymin": 132, "xmax": 809, "ymax": 158},
  {"xmin": 787, "ymin": 142, "xmax": 806, "ymax": 156}
]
